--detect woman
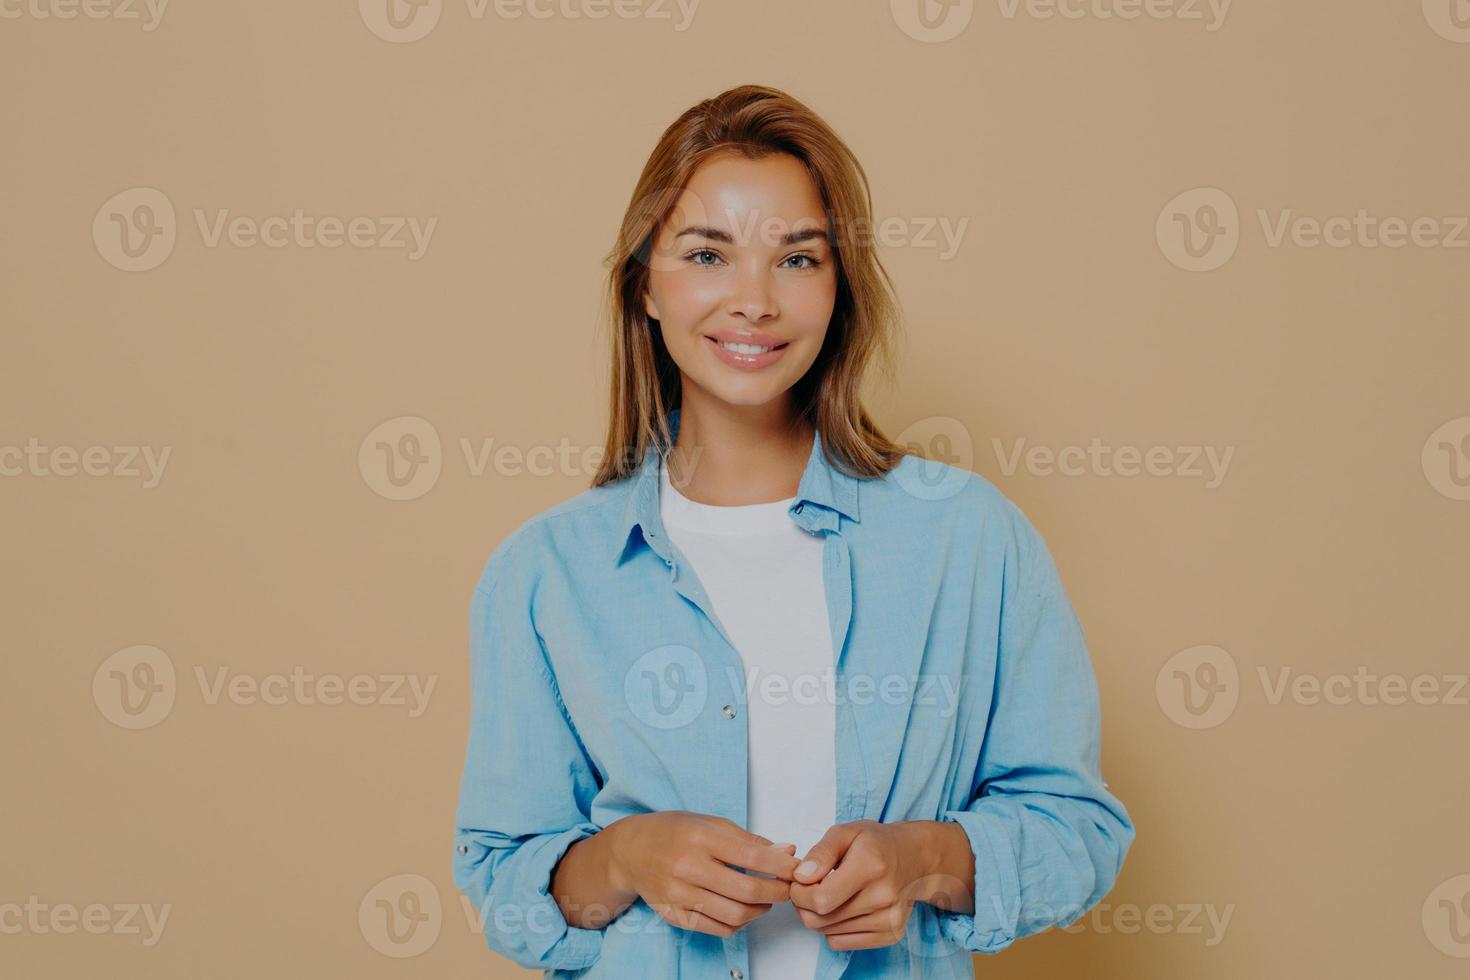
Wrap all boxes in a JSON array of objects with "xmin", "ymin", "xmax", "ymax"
[{"xmin": 453, "ymin": 84, "xmax": 1134, "ymax": 979}]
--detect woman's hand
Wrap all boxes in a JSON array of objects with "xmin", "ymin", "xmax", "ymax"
[
  {"xmin": 609, "ymin": 811, "xmax": 801, "ymax": 938},
  {"xmin": 788, "ymin": 819, "xmax": 973, "ymax": 951}
]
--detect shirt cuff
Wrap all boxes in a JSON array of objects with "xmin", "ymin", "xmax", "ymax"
[
  {"xmin": 466, "ymin": 821, "xmax": 606, "ymax": 969},
  {"xmin": 933, "ymin": 808, "xmax": 1021, "ymax": 954}
]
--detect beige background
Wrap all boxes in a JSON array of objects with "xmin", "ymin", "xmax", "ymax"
[{"xmin": 4, "ymin": 1, "xmax": 1469, "ymax": 977}]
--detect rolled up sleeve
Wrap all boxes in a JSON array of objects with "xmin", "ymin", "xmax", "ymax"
[
  {"xmin": 935, "ymin": 502, "xmax": 1135, "ymax": 954},
  {"xmin": 452, "ymin": 541, "xmax": 607, "ymax": 972}
]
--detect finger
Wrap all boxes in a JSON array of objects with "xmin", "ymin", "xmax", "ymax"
[
  {"xmin": 711, "ymin": 829, "xmax": 802, "ymax": 882},
  {"xmin": 803, "ymin": 901, "xmax": 907, "ymax": 935},
  {"xmin": 824, "ymin": 929, "xmax": 901, "ymax": 951},
  {"xmin": 795, "ymin": 823, "xmax": 863, "ymax": 884},
  {"xmin": 805, "ymin": 860, "xmax": 870, "ymax": 915},
  {"xmin": 794, "ymin": 882, "xmax": 886, "ymax": 926},
  {"xmin": 674, "ymin": 882, "xmax": 770, "ymax": 931},
  {"xmin": 658, "ymin": 901, "xmax": 736, "ymax": 938},
  {"xmin": 686, "ymin": 854, "xmax": 794, "ymax": 907}
]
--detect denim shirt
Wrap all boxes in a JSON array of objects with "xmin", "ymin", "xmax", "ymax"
[{"xmin": 452, "ymin": 408, "xmax": 1134, "ymax": 979}]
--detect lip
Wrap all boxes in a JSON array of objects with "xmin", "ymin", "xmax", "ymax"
[{"xmin": 703, "ymin": 331, "xmax": 791, "ymax": 371}]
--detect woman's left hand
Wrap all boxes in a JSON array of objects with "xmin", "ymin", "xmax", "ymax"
[{"xmin": 787, "ymin": 819, "xmax": 956, "ymax": 951}]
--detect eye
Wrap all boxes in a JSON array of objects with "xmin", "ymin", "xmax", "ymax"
[
  {"xmin": 683, "ymin": 248, "xmax": 724, "ymax": 267},
  {"xmin": 783, "ymin": 253, "xmax": 822, "ymax": 270}
]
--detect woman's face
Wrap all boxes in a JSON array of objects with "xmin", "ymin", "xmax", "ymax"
[{"xmin": 643, "ymin": 151, "xmax": 838, "ymax": 410}]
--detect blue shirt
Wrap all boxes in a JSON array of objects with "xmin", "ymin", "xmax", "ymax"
[{"xmin": 452, "ymin": 407, "xmax": 1134, "ymax": 979}]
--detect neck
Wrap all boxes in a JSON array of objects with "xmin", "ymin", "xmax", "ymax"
[{"xmin": 666, "ymin": 391, "xmax": 812, "ymax": 506}]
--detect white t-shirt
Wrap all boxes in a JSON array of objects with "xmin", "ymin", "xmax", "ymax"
[{"xmin": 659, "ymin": 456, "xmax": 837, "ymax": 980}]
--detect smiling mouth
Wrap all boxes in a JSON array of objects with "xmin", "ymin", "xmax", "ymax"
[{"xmin": 705, "ymin": 336, "xmax": 790, "ymax": 355}]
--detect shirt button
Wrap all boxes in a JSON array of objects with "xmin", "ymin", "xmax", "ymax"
[
  {"xmin": 730, "ymin": 970, "xmax": 744, "ymax": 980},
  {"xmin": 456, "ymin": 844, "xmax": 468, "ymax": 854},
  {"xmin": 793, "ymin": 503, "xmax": 804, "ymax": 513},
  {"xmin": 722, "ymin": 704, "xmax": 736, "ymax": 719}
]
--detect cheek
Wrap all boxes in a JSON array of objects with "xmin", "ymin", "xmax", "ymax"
[
  {"xmin": 652, "ymin": 273, "xmax": 725, "ymax": 319},
  {"xmin": 784, "ymin": 274, "xmax": 838, "ymax": 334}
]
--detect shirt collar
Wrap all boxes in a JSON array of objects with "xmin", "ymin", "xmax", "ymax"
[{"xmin": 613, "ymin": 406, "xmax": 861, "ymax": 566}]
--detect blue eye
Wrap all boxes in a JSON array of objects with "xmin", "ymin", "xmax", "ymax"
[
  {"xmin": 785, "ymin": 253, "xmax": 822, "ymax": 270},
  {"xmin": 684, "ymin": 249, "xmax": 723, "ymax": 267}
]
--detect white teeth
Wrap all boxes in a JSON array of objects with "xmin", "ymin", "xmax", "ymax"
[{"xmin": 718, "ymin": 340, "xmax": 774, "ymax": 354}]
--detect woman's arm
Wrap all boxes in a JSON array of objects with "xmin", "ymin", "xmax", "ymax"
[
  {"xmin": 550, "ymin": 817, "xmax": 639, "ymax": 929},
  {"xmin": 452, "ymin": 537, "xmax": 613, "ymax": 973},
  {"xmin": 932, "ymin": 500, "xmax": 1136, "ymax": 954}
]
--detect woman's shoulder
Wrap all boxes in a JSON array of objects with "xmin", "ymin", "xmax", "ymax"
[
  {"xmin": 470, "ymin": 477, "xmax": 633, "ymax": 593},
  {"xmin": 872, "ymin": 451, "xmax": 1036, "ymax": 529}
]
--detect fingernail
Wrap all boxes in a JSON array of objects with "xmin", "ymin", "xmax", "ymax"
[{"xmin": 796, "ymin": 860, "xmax": 819, "ymax": 878}]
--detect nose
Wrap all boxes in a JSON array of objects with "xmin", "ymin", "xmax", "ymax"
[{"xmin": 726, "ymin": 262, "xmax": 777, "ymax": 322}]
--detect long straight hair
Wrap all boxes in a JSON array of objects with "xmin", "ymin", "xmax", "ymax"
[{"xmin": 591, "ymin": 84, "xmax": 910, "ymax": 487}]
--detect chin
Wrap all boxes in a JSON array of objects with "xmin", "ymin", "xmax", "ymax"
[{"xmin": 694, "ymin": 378, "xmax": 791, "ymax": 409}]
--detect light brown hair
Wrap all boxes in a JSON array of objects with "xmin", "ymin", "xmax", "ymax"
[{"xmin": 591, "ymin": 83, "xmax": 911, "ymax": 487}]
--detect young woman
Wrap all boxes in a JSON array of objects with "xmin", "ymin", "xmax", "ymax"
[{"xmin": 453, "ymin": 84, "xmax": 1134, "ymax": 980}]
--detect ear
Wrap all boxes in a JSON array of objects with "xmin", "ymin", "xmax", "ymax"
[{"xmin": 643, "ymin": 288, "xmax": 660, "ymax": 322}]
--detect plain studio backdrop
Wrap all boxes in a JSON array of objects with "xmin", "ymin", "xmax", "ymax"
[{"xmin": 2, "ymin": 1, "xmax": 1468, "ymax": 977}]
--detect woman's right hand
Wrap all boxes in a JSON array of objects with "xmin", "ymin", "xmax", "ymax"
[{"xmin": 609, "ymin": 811, "xmax": 801, "ymax": 937}]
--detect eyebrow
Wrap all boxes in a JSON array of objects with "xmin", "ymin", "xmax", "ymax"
[{"xmin": 672, "ymin": 224, "xmax": 831, "ymax": 247}]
